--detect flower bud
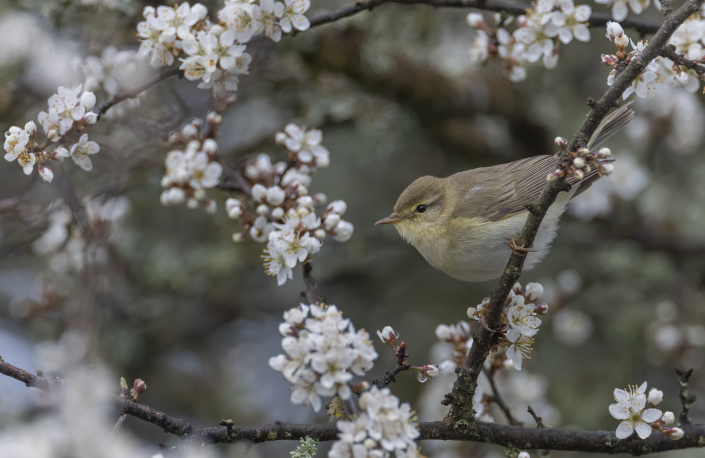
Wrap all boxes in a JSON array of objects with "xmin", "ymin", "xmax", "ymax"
[
  {"xmin": 24, "ymin": 121, "xmax": 37, "ymax": 136},
  {"xmin": 554, "ymin": 137, "xmax": 568, "ymax": 149},
  {"xmin": 256, "ymin": 204, "xmax": 269, "ymax": 216},
  {"xmin": 271, "ymin": 207, "xmax": 284, "ymax": 220},
  {"xmin": 326, "ymin": 200, "xmax": 347, "ymax": 216},
  {"xmin": 648, "ymin": 388, "xmax": 663, "ymax": 406},
  {"xmin": 573, "ymin": 157, "xmax": 585, "ymax": 169},
  {"xmin": 577, "ymin": 147, "xmax": 590, "ymax": 157},
  {"xmin": 601, "ymin": 54, "xmax": 617, "ymax": 66},
  {"xmin": 314, "ymin": 228, "xmax": 326, "ymax": 239},
  {"xmin": 47, "ymin": 129, "xmax": 60, "ymax": 142},
  {"xmin": 323, "ymin": 213, "xmax": 340, "ymax": 231},
  {"xmin": 279, "ymin": 323, "xmax": 295, "ymax": 336},
  {"xmin": 312, "ymin": 192, "xmax": 327, "ymax": 205},
  {"xmin": 275, "ymin": 132, "xmax": 288, "ymax": 146},
  {"xmin": 251, "ymin": 184, "xmax": 267, "ymax": 203},
  {"xmin": 518, "ymin": 452, "xmax": 531, "ymax": 458},
  {"xmin": 204, "ymin": 199, "xmax": 217, "ymax": 214},
  {"xmin": 423, "ymin": 364, "xmax": 440, "ymax": 378},
  {"xmin": 467, "ymin": 307, "xmax": 477, "ymax": 319},
  {"xmin": 597, "ymin": 147, "xmax": 611, "ymax": 158},
  {"xmin": 84, "ymin": 112, "xmax": 98, "ymax": 124},
  {"xmin": 331, "ymin": 220, "xmax": 353, "ymax": 242},
  {"xmin": 232, "ymin": 232, "xmax": 244, "ymax": 242},
  {"xmin": 525, "ymin": 282, "xmax": 544, "ymax": 302},
  {"xmin": 377, "ymin": 326, "xmax": 398, "ymax": 346},
  {"xmin": 534, "ymin": 303, "xmax": 549, "ymax": 315},
  {"xmin": 363, "ymin": 438, "xmax": 377, "ymax": 449},
  {"xmin": 131, "ymin": 378, "xmax": 147, "ymax": 400},
  {"xmin": 669, "ymin": 427, "xmax": 684, "ymax": 440},
  {"xmin": 187, "ymin": 198, "xmax": 199, "ymax": 209},
  {"xmin": 675, "ymin": 72, "xmax": 689, "ymax": 86},
  {"xmin": 615, "ymin": 34, "xmax": 629, "ymax": 48},
  {"xmin": 206, "ymin": 111, "xmax": 222, "ymax": 124},
  {"xmin": 298, "ymin": 195, "xmax": 314, "ymax": 208},
  {"xmin": 38, "ymin": 165, "xmax": 53, "ymax": 183},
  {"xmin": 600, "ymin": 163, "xmax": 614, "ymax": 175},
  {"xmin": 120, "ymin": 377, "xmax": 128, "ymax": 391},
  {"xmin": 467, "ymin": 12, "xmax": 484, "ymax": 28},
  {"xmin": 202, "ymin": 138, "xmax": 217, "ymax": 155},
  {"xmin": 573, "ymin": 169, "xmax": 585, "ymax": 180},
  {"xmin": 546, "ymin": 171, "xmax": 559, "ymax": 181},
  {"xmin": 80, "ymin": 91, "xmax": 96, "ymax": 110},
  {"xmin": 605, "ymin": 21, "xmax": 624, "ymax": 41},
  {"xmin": 435, "ymin": 324, "xmax": 451, "ymax": 341},
  {"xmin": 181, "ymin": 123, "xmax": 198, "ymax": 138},
  {"xmin": 661, "ymin": 411, "xmax": 675, "ymax": 425}
]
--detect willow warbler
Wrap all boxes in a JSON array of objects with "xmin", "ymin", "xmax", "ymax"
[{"xmin": 376, "ymin": 105, "xmax": 635, "ymax": 282}]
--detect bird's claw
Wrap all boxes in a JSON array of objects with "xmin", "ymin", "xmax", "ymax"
[{"xmin": 508, "ymin": 238, "xmax": 533, "ymax": 256}]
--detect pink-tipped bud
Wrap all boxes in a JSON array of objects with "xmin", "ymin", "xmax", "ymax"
[
  {"xmin": 131, "ymin": 378, "xmax": 147, "ymax": 400},
  {"xmin": 547, "ymin": 171, "xmax": 560, "ymax": 181},
  {"xmin": 573, "ymin": 157, "xmax": 585, "ymax": 169},
  {"xmin": 534, "ymin": 303, "xmax": 549, "ymax": 315},
  {"xmin": 601, "ymin": 54, "xmax": 617, "ymax": 66},
  {"xmin": 600, "ymin": 163, "xmax": 615, "ymax": 175},
  {"xmin": 573, "ymin": 169, "xmax": 585, "ymax": 180},
  {"xmin": 598, "ymin": 147, "xmax": 611, "ymax": 158},
  {"xmin": 577, "ymin": 147, "xmax": 590, "ymax": 157},
  {"xmin": 422, "ymin": 364, "xmax": 440, "ymax": 378},
  {"xmin": 377, "ymin": 326, "xmax": 398, "ymax": 347},
  {"xmin": 466, "ymin": 12, "xmax": 484, "ymax": 28},
  {"xmin": 512, "ymin": 282, "xmax": 523, "ymax": 295},
  {"xmin": 668, "ymin": 427, "xmax": 684, "ymax": 440},
  {"xmin": 554, "ymin": 137, "xmax": 568, "ymax": 149}
]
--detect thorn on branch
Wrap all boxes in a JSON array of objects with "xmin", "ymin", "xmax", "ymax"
[
  {"xmin": 528, "ymin": 406, "xmax": 546, "ymax": 428},
  {"xmin": 675, "ymin": 367, "xmax": 696, "ymax": 424}
]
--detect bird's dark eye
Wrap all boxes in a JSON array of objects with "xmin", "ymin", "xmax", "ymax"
[{"xmin": 416, "ymin": 204, "xmax": 427, "ymax": 213}]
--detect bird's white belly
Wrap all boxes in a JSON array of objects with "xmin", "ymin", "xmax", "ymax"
[{"xmin": 439, "ymin": 190, "xmax": 574, "ymax": 282}]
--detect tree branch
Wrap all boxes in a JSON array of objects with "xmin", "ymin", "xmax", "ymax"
[
  {"xmin": 442, "ymin": 0, "xmax": 705, "ymax": 423},
  {"xmin": 372, "ymin": 342, "xmax": 411, "ymax": 388},
  {"xmin": 309, "ymin": 0, "xmax": 661, "ymax": 35},
  {"xmin": 660, "ymin": 45, "xmax": 705, "ymax": 75},
  {"xmin": 2, "ymin": 358, "xmax": 704, "ymax": 454},
  {"xmin": 93, "ymin": 67, "xmax": 182, "ymax": 119}
]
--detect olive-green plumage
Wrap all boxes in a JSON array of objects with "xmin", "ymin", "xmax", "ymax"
[{"xmin": 377, "ymin": 104, "xmax": 635, "ymax": 282}]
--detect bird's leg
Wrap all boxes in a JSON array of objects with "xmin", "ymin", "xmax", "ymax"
[{"xmin": 507, "ymin": 238, "xmax": 532, "ymax": 256}]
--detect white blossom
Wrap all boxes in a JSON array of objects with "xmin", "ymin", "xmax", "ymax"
[
  {"xmin": 270, "ymin": 304, "xmax": 378, "ymax": 412},
  {"xmin": 69, "ymin": 133, "xmax": 100, "ymax": 171},
  {"xmin": 594, "ymin": 0, "xmax": 649, "ymax": 22},
  {"xmin": 280, "ymin": 0, "xmax": 311, "ymax": 33},
  {"xmin": 609, "ymin": 382, "xmax": 662, "ymax": 439}
]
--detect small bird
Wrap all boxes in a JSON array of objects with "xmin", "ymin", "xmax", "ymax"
[{"xmin": 376, "ymin": 105, "xmax": 635, "ymax": 282}]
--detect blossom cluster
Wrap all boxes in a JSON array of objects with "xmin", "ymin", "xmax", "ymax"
[
  {"xmin": 227, "ymin": 124, "xmax": 353, "ymax": 286},
  {"xmin": 329, "ymin": 386, "xmax": 420, "ymax": 458},
  {"xmin": 468, "ymin": 282, "xmax": 547, "ymax": 370},
  {"xmin": 468, "ymin": 0, "xmax": 591, "ymax": 82},
  {"xmin": 160, "ymin": 115, "xmax": 223, "ymax": 212},
  {"xmin": 609, "ymin": 382, "xmax": 683, "ymax": 440},
  {"xmin": 137, "ymin": 0, "xmax": 311, "ymax": 95},
  {"xmin": 269, "ymin": 304, "xmax": 378, "ymax": 412},
  {"xmin": 548, "ymin": 137, "xmax": 614, "ymax": 182},
  {"xmin": 603, "ymin": 22, "xmax": 702, "ymax": 100},
  {"xmin": 4, "ymin": 85, "xmax": 100, "ymax": 181}
]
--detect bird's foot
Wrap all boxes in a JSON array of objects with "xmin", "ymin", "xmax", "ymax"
[{"xmin": 508, "ymin": 238, "xmax": 533, "ymax": 256}]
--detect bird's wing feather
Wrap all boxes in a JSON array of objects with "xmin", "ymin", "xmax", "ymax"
[{"xmin": 456, "ymin": 103, "xmax": 635, "ymax": 222}]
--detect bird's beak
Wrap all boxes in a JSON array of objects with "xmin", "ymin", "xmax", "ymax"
[{"xmin": 375, "ymin": 214, "xmax": 402, "ymax": 225}]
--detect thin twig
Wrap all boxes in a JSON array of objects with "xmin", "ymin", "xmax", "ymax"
[
  {"xmin": 302, "ymin": 260, "xmax": 319, "ymax": 304},
  {"xmin": 93, "ymin": 67, "xmax": 182, "ymax": 119},
  {"xmin": 660, "ymin": 45, "xmax": 705, "ymax": 75},
  {"xmin": 527, "ymin": 406, "xmax": 546, "ymax": 428},
  {"xmin": 108, "ymin": 414, "xmax": 128, "ymax": 440},
  {"xmin": 372, "ymin": 342, "xmax": 411, "ymax": 387},
  {"xmin": 675, "ymin": 367, "xmax": 696, "ymax": 425},
  {"xmin": 483, "ymin": 367, "xmax": 523, "ymax": 426},
  {"xmin": 308, "ymin": 0, "xmax": 661, "ymax": 35}
]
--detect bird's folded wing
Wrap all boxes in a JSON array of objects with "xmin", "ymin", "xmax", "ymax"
[{"xmin": 467, "ymin": 103, "xmax": 635, "ymax": 222}]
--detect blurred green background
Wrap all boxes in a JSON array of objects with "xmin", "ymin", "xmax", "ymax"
[{"xmin": 0, "ymin": 0, "xmax": 703, "ymax": 457}]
